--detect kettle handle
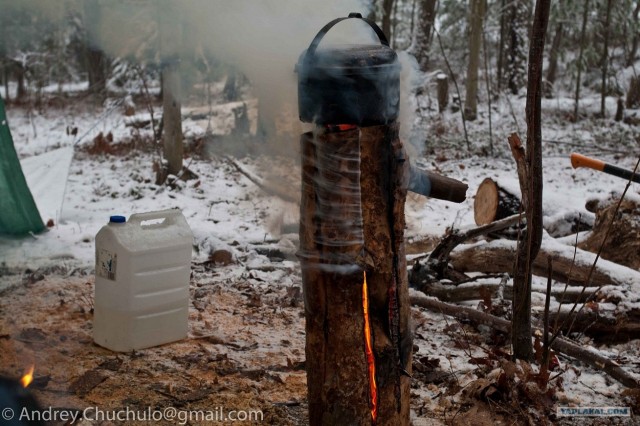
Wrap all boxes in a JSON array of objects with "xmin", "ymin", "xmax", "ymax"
[{"xmin": 304, "ymin": 12, "xmax": 389, "ymax": 61}]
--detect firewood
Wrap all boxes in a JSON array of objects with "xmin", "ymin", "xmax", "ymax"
[
  {"xmin": 410, "ymin": 293, "xmax": 640, "ymax": 388},
  {"xmin": 546, "ymin": 307, "xmax": 640, "ymax": 343},
  {"xmin": 449, "ymin": 239, "xmax": 637, "ymax": 287},
  {"xmin": 474, "ymin": 178, "xmax": 521, "ymax": 225},
  {"xmin": 473, "ymin": 178, "xmax": 591, "ymax": 238},
  {"xmin": 414, "ymin": 280, "xmax": 597, "ymax": 304}
]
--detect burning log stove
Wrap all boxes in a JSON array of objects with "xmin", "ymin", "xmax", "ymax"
[{"xmin": 297, "ymin": 13, "xmax": 467, "ymax": 425}]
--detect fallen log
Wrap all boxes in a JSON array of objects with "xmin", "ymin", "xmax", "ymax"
[
  {"xmin": 410, "ymin": 293, "xmax": 640, "ymax": 388},
  {"xmin": 449, "ymin": 238, "xmax": 639, "ymax": 287},
  {"xmin": 544, "ymin": 307, "xmax": 640, "ymax": 343},
  {"xmin": 416, "ymin": 280, "xmax": 597, "ymax": 304},
  {"xmin": 579, "ymin": 198, "xmax": 640, "ymax": 270},
  {"xmin": 474, "ymin": 178, "xmax": 592, "ymax": 238}
]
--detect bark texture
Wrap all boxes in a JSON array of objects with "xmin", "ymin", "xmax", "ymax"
[
  {"xmin": 464, "ymin": 0, "xmax": 486, "ymax": 121},
  {"xmin": 512, "ymin": 0, "xmax": 550, "ymax": 361},
  {"xmin": 300, "ymin": 124, "xmax": 411, "ymax": 425},
  {"xmin": 411, "ymin": 0, "xmax": 438, "ymax": 72}
]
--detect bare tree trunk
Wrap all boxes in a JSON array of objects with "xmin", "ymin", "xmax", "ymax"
[
  {"xmin": 464, "ymin": 0, "xmax": 486, "ymax": 121},
  {"xmin": 507, "ymin": 0, "xmax": 528, "ymax": 95},
  {"xmin": 86, "ymin": 49, "xmax": 107, "ymax": 96},
  {"xmin": 84, "ymin": 0, "xmax": 107, "ymax": 98},
  {"xmin": 574, "ymin": 0, "xmax": 591, "ymax": 120},
  {"xmin": 159, "ymin": 1, "xmax": 183, "ymax": 176},
  {"xmin": 626, "ymin": 1, "xmax": 640, "ymax": 67},
  {"xmin": 600, "ymin": 0, "xmax": 614, "ymax": 118},
  {"xmin": 512, "ymin": 0, "xmax": 550, "ymax": 361},
  {"xmin": 366, "ymin": 0, "xmax": 377, "ymax": 22},
  {"xmin": 411, "ymin": 0, "xmax": 437, "ymax": 72},
  {"xmin": 3, "ymin": 66, "xmax": 9, "ymax": 101},
  {"xmin": 382, "ymin": 0, "xmax": 395, "ymax": 39},
  {"xmin": 496, "ymin": 0, "xmax": 508, "ymax": 91},
  {"xmin": 545, "ymin": 22, "xmax": 563, "ymax": 87},
  {"xmin": 391, "ymin": 0, "xmax": 399, "ymax": 47},
  {"xmin": 15, "ymin": 64, "xmax": 26, "ymax": 100}
]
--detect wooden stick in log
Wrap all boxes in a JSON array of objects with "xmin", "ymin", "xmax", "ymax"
[
  {"xmin": 408, "ymin": 166, "xmax": 467, "ymax": 203},
  {"xmin": 410, "ymin": 294, "xmax": 640, "ymax": 388}
]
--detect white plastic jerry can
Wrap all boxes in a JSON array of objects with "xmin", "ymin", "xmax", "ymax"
[{"xmin": 94, "ymin": 209, "xmax": 193, "ymax": 352}]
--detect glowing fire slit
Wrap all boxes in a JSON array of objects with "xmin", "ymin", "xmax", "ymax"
[
  {"xmin": 362, "ymin": 271, "xmax": 378, "ymax": 422},
  {"xmin": 21, "ymin": 365, "xmax": 35, "ymax": 388}
]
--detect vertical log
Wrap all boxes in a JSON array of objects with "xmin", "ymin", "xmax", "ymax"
[
  {"xmin": 436, "ymin": 73, "xmax": 449, "ymax": 113},
  {"xmin": 300, "ymin": 129, "xmax": 370, "ymax": 425},
  {"xmin": 300, "ymin": 124, "xmax": 411, "ymax": 425}
]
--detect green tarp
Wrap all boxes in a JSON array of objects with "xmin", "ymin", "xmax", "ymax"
[{"xmin": 0, "ymin": 95, "xmax": 45, "ymax": 235}]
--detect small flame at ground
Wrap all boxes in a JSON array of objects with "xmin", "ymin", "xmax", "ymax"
[
  {"xmin": 20, "ymin": 365, "xmax": 35, "ymax": 388},
  {"xmin": 362, "ymin": 271, "xmax": 378, "ymax": 422}
]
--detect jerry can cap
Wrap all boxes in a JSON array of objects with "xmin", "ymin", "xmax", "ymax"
[{"xmin": 109, "ymin": 215, "xmax": 126, "ymax": 223}]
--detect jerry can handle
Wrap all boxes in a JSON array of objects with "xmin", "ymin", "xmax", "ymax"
[
  {"xmin": 128, "ymin": 209, "xmax": 180, "ymax": 227},
  {"xmin": 303, "ymin": 12, "xmax": 389, "ymax": 62}
]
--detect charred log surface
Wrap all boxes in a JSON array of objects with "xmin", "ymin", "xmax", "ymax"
[
  {"xmin": 579, "ymin": 198, "xmax": 640, "ymax": 270},
  {"xmin": 299, "ymin": 124, "xmax": 411, "ymax": 426}
]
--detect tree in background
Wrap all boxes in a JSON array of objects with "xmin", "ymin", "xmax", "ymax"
[
  {"xmin": 600, "ymin": 0, "xmax": 614, "ymax": 118},
  {"xmin": 464, "ymin": 0, "xmax": 486, "ymax": 120},
  {"xmin": 507, "ymin": 0, "xmax": 529, "ymax": 95},
  {"xmin": 410, "ymin": 0, "xmax": 437, "ymax": 72},
  {"xmin": 544, "ymin": 2, "xmax": 568, "ymax": 92},
  {"xmin": 84, "ymin": 0, "xmax": 109, "ymax": 99},
  {"xmin": 626, "ymin": 1, "xmax": 640, "ymax": 67},
  {"xmin": 158, "ymin": 0, "xmax": 183, "ymax": 176},
  {"xmin": 574, "ymin": 0, "xmax": 591, "ymax": 119},
  {"xmin": 382, "ymin": 0, "xmax": 395, "ymax": 39}
]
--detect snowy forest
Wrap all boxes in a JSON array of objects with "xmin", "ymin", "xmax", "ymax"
[{"xmin": 1, "ymin": 0, "xmax": 640, "ymax": 425}]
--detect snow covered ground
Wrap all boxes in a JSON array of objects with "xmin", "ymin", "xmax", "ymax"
[{"xmin": 1, "ymin": 85, "xmax": 639, "ymax": 423}]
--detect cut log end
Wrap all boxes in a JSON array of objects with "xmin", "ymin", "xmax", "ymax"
[
  {"xmin": 474, "ymin": 178, "xmax": 500, "ymax": 225},
  {"xmin": 474, "ymin": 178, "xmax": 521, "ymax": 226}
]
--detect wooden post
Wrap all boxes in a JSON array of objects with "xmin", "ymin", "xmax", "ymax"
[
  {"xmin": 159, "ymin": 0, "xmax": 183, "ymax": 176},
  {"xmin": 436, "ymin": 73, "xmax": 449, "ymax": 113},
  {"xmin": 299, "ymin": 123, "xmax": 412, "ymax": 425}
]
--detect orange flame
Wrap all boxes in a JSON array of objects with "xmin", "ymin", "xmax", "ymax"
[
  {"xmin": 362, "ymin": 271, "xmax": 378, "ymax": 422},
  {"xmin": 20, "ymin": 365, "xmax": 35, "ymax": 388}
]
